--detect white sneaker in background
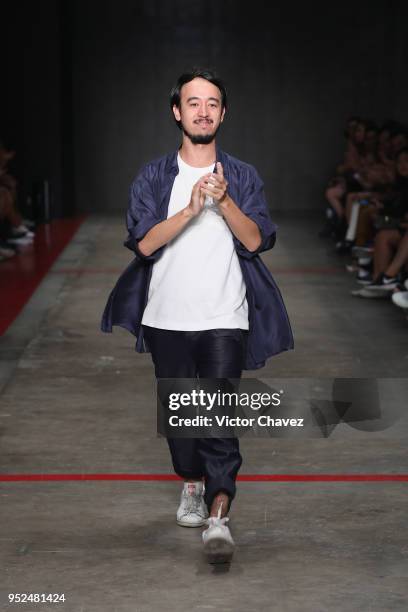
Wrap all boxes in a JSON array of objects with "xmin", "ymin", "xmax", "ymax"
[
  {"xmin": 7, "ymin": 235, "xmax": 34, "ymax": 245},
  {"xmin": 176, "ymin": 481, "xmax": 208, "ymax": 527},
  {"xmin": 12, "ymin": 224, "xmax": 35, "ymax": 238},
  {"xmin": 0, "ymin": 247, "xmax": 16, "ymax": 261},
  {"xmin": 392, "ymin": 291, "xmax": 408, "ymax": 309},
  {"xmin": 351, "ymin": 287, "xmax": 387, "ymax": 298},
  {"xmin": 202, "ymin": 502, "xmax": 234, "ymax": 564}
]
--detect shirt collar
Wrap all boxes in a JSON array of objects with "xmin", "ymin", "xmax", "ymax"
[{"xmin": 165, "ymin": 143, "xmax": 226, "ymax": 175}]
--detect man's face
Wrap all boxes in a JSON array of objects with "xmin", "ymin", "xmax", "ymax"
[{"xmin": 173, "ymin": 77, "xmax": 225, "ymax": 144}]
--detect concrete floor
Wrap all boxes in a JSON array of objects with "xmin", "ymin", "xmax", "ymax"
[{"xmin": 1, "ymin": 214, "xmax": 407, "ymax": 611}]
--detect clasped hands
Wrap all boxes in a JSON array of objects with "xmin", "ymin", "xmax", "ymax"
[{"xmin": 187, "ymin": 162, "xmax": 230, "ymax": 218}]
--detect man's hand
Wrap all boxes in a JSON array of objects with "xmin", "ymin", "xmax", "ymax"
[
  {"xmin": 185, "ymin": 176, "xmax": 207, "ymax": 218},
  {"xmin": 199, "ymin": 162, "xmax": 229, "ymax": 205}
]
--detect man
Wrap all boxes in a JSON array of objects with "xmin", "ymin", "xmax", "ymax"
[{"xmin": 101, "ymin": 68, "xmax": 293, "ymax": 563}]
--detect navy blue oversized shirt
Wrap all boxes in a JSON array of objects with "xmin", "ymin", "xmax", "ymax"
[{"xmin": 101, "ymin": 145, "xmax": 294, "ymax": 369}]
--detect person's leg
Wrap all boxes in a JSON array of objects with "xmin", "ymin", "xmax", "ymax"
[
  {"xmin": 194, "ymin": 329, "xmax": 247, "ymax": 517},
  {"xmin": 385, "ymin": 231, "xmax": 408, "ymax": 278},
  {"xmin": 142, "ymin": 325, "xmax": 203, "ymax": 482},
  {"xmin": 354, "ymin": 205, "xmax": 377, "ymax": 246},
  {"xmin": 372, "ymin": 229, "xmax": 401, "ymax": 279},
  {"xmin": 325, "ymin": 184, "xmax": 345, "ymax": 220}
]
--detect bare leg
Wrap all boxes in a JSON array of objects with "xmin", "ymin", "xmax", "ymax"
[
  {"xmin": 325, "ymin": 185, "xmax": 345, "ymax": 219},
  {"xmin": 373, "ymin": 229, "xmax": 401, "ymax": 279},
  {"xmin": 355, "ymin": 205, "xmax": 377, "ymax": 246},
  {"xmin": 386, "ymin": 232, "xmax": 408, "ymax": 277},
  {"xmin": 210, "ymin": 492, "xmax": 229, "ymax": 518}
]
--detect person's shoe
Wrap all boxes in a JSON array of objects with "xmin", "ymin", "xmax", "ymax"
[
  {"xmin": 22, "ymin": 218, "xmax": 36, "ymax": 230},
  {"xmin": 356, "ymin": 269, "xmax": 373, "ymax": 284},
  {"xmin": 365, "ymin": 273, "xmax": 399, "ymax": 291},
  {"xmin": 358, "ymin": 256, "xmax": 372, "ymax": 266},
  {"xmin": 202, "ymin": 502, "xmax": 234, "ymax": 564},
  {"xmin": 176, "ymin": 481, "xmax": 208, "ymax": 527},
  {"xmin": 392, "ymin": 291, "xmax": 408, "ymax": 309},
  {"xmin": 11, "ymin": 224, "xmax": 35, "ymax": 238},
  {"xmin": 352, "ymin": 243, "xmax": 374, "ymax": 258},
  {"xmin": 351, "ymin": 287, "xmax": 387, "ymax": 298},
  {"xmin": 0, "ymin": 247, "xmax": 16, "ymax": 261},
  {"xmin": 6, "ymin": 236, "xmax": 33, "ymax": 246},
  {"xmin": 335, "ymin": 239, "xmax": 353, "ymax": 254}
]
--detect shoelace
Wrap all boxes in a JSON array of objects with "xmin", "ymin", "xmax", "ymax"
[
  {"xmin": 182, "ymin": 491, "xmax": 204, "ymax": 516},
  {"xmin": 204, "ymin": 501, "xmax": 229, "ymax": 527}
]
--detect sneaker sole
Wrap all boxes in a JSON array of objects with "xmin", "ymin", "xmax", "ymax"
[
  {"xmin": 352, "ymin": 246, "xmax": 374, "ymax": 257},
  {"xmin": 176, "ymin": 518, "xmax": 207, "ymax": 528},
  {"xmin": 365, "ymin": 284, "xmax": 398, "ymax": 292},
  {"xmin": 204, "ymin": 537, "xmax": 234, "ymax": 564},
  {"xmin": 351, "ymin": 288, "xmax": 388, "ymax": 298}
]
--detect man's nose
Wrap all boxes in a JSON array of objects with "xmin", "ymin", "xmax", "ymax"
[{"xmin": 198, "ymin": 103, "xmax": 209, "ymax": 116}]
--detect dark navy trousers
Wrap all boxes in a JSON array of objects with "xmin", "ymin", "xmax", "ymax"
[{"xmin": 142, "ymin": 325, "xmax": 247, "ymax": 512}]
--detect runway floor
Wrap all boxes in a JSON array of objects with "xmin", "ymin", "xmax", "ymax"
[{"xmin": 1, "ymin": 213, "xmax": 407, "ymax": 611}]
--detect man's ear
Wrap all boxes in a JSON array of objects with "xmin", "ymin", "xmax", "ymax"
[
  {"xmin": 173, "ymin": 104, "xmax": 181, "ymax": 122},
  {"xmin": 220, "ymin": 107, "xmax": 226, "ymax": 123}
]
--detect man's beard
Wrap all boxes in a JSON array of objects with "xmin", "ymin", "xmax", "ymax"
[{"xmin": 181, "ymin": 121, "xmax": 221, "ymax": 145}]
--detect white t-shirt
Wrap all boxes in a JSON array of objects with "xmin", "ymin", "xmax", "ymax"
[{"xmin": 141, "ymin": 153, "xmax": 249, "ymax": 331}]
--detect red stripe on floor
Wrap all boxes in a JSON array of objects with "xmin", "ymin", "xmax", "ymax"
[
  {"xmin": 0, "ymin": 216, "xmax": 87, "ymax": 335},
  {"xmin": 0, "ymin": 474, "xmax": 407, "ymax": 482}
]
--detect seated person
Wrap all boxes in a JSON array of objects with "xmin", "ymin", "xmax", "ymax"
[
  {"xmin": 0, "ymin": 141, "xmax": 33, "ymax": 244},
  {"xmin": 350, "ymin": 147, "xmax": 408, "ymax": 255}
]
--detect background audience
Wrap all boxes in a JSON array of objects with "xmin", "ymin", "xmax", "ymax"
[
  {"xmin": 0, "ymin": 140, "xmax": 34, "ymax": 261},
  {"xmin": 321, "ymin": 118, "xmax": 408, "ymax": 311}
]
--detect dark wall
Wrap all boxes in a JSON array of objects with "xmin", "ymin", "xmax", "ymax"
[
  {"xmin": 3, "ymin": 2, "xmax": 408, "ymax": 218},
  {"xmin": 1, "ymin": 1, "xmax": 74, "ymax": 219},
  {"xmin": 72, "ymin": 0, "xmax": 408, "ymax": 214}
]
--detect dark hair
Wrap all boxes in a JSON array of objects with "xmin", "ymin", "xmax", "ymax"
[
  {"xmin": 346, "ymin": 115, "xmax": 361, "ymax": 125},
  {"xmin": 170, "ymin": 68, "xmax": 227, "ymax": 130}
]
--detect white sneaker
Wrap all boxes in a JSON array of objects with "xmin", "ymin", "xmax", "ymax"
[
  {"xmin": 202, "ymin": 502, "xmax": 234, "ymax": 564},
  {"xmin": 392, "ymin": 291, "xmax": 408, "ymax": 309},
  {"xmin": 12, "ymin": 225, "xmax": 35, "ymax": 238},
  {"xmin": 176, "ymin": 481, "xmax": 208, "ymax": 527},
  {"xmin": 7, "ymin": 235, "xmax": 34, "ymax": 245},
  {"xmin": 351, "ymin": 287, "xmax": 387, "ymax": 298}
]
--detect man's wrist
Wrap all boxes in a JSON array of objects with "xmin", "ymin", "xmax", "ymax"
[
  {"xmin": 182, "ymin": 206, "xmax": 195, "ymax": 220},
  {"xmin": 218, "ymin": 193, "xmax": 233, "ymax": 214}
]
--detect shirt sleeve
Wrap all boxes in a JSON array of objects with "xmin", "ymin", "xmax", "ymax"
[
  {"xmin": 233, "ymin": 164, "xmax": 277, "ymax": 259},
  {"xmin": 123, "ymin": 165, "xmax": 164, "ymax": 262}
]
